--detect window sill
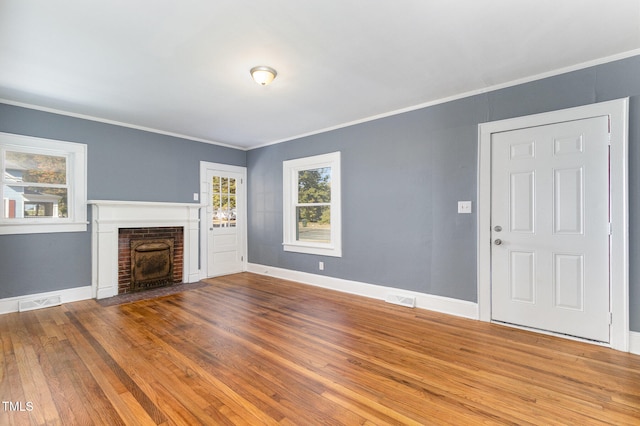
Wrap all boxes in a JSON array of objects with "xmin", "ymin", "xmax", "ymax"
[
  {"xmin": 283, "ymin": 242, "xmax": 342, "ymax": 258},
  {"xmin": 0, "ymin": 222, "xmax": 88, "ymax": 235}
]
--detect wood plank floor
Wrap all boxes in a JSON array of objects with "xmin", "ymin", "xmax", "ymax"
[{"xmin": 1, "ymin": 272, "xmax": 639, "ymax": 425}]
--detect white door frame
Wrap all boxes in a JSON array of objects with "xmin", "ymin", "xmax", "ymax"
[
  {"xmin": 477, "ymin": 98, "xmax": 629, "ymax": 351},
  {"xmin": 199, "ymin": 161, "xmax": 248, "ymax": 279}
]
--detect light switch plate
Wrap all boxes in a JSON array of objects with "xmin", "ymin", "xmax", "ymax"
[{"xmin": 458, "ymin": 201, "xmax": 472, "ymax": 214}]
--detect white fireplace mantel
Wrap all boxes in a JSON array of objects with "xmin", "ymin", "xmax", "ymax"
[{"xmin": 89, "ymin": 200, "xmax": 202, "ymax": 299}]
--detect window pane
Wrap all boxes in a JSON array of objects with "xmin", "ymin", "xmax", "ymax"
[
  {"xmin": 298, "ymin": 167, "xmax": 331, "ymax": 203},
  {"xmin": 211, "ymin": 176, "xmax": 238, "ymax": 228},
  {"xmin": 6, "ymin": 151, "xmax": 66, "ymax": 185},
  {"xmin": 228, "ymin": 195, "xmax": 236, "ymax": 228},
  {"xmin": 4, "ymin": 185, "xmax": 68, "ymax": 218},
  {"xmin": 223, "ymin": 206, "xmax": 236, "ymax": 228},
  {"xmin": 296, "ymin": 206, "xmax": 330, "ymax": 243},
  {"xmin": 212, "ymin": 176, "xmax": 220, "ymax": 193},
  {"xmin": 213, "ymin": 194, "xmax": 237, "ymax": 228},
  {"xmin": 212, "ymin": 191, "xmax": 221, "ymax": 227},
  {"xmin": 212, "ymin": 210, "xmax": 221, "ymax": 227}
]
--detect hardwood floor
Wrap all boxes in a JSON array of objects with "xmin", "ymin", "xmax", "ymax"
[{"xmin": 1, "ymin": 272, "xmax": 639, "ymax": 425}]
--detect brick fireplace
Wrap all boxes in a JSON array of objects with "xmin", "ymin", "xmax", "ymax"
[
  {"xmin": 90, "ymin": 200, "xmax": 201, "ymax": 299},
  {"xmin": 118, "ymin": 227, "xmax": 184, "ymax": 294}
]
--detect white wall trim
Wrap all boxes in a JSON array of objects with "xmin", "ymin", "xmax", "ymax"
[
  {"xmin": 0, "ymin": 285, "xmax": 92, "ymax": 315},
  {"xmin": 477, "ymin": 98, "xmax": 630, "ymax": 352},
  {"xmin": 247, "ymin": 263, "xmax": 478, "ymax": 319},
  {"xmin": 250, "ymin": 49, "xmax": 640, "ymax": 150},
  {"xmin": 89, "ymin": 200, "xmax": 202, "ymax": 299},
  {"xmin": 0, "ymin": 99, "xmax": 239, "ymax": 150},
  {"xmin": 282, "ymin": 152, "xmax": 342, "ymax": 257},
  {"xmin": 630, "ymin": 332, "xmax": 640, "ymax": 356}
]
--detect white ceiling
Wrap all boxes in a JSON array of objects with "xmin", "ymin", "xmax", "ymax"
[{"xmin": 1, "ymin": 1, "xmax": 639, "ymax": 150}]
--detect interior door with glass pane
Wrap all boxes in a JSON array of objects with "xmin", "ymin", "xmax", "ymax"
[{"xmin": 206, "ymin": 169, "xmax": 244, "ymax": 277}]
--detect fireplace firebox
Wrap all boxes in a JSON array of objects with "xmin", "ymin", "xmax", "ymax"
[
  {"xmin": 130, "ymin": 238, "xmax": 174, "ymax": 291},
  {"xmin": 118, "ymin": 227, "xmax": 184, "ymax": 294}
]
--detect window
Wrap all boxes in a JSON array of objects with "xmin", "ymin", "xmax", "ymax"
[
  {"xmin": 211, "ymin": 175, "xmax": 237, "ymax": 228},
  {"xmin": 283, "ymin": 151, "xmax": 341, "ymax": 257},
  {"xmin": 1, "ymin": 132, "xmax": 87, "ymax": 235}
]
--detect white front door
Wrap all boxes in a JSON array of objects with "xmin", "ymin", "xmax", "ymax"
[
  {"xmin": 205, "ymin": 168, "xmax": 245, "ymax": 277},
  {"xmin": 490, "ymin": 116, "xmax": 610, "ymax": 342}
]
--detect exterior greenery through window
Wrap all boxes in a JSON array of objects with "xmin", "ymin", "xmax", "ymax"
[
  {"xmin": 297, "ymin": 167, "xmax": 331, "ymax": 243},
  {"xmin": 283, "ymin": 152, "xmax": 341, "ymax": 257},
  {"xmin": 211, "ymin": 175, "xmax": 236, "ymax": 228},
  {"xmin": 0, "ymin": 132, "xmax": 87, "ymax": 235}
]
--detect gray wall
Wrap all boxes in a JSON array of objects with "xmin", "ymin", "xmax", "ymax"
[
  {"xmin": 247, "ymin": 55, "xmax": 640, "ymax": 332},
  {"xmin": 0, "ymin": 104, "xmax": 246, "ymax": 299}
]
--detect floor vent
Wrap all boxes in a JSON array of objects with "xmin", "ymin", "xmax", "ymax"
[
  {"xmin": 18, "ymin": 295, "xmax": 62, "ymax": 312},
  {"xmin": 385, "ymin": 294, "xmax": 416, "ymax": 308}
]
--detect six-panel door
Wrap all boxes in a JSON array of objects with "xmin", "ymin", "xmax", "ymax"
[{"xmin": 491, "ymin": 116, "xmax": 610, "ymax": 342}]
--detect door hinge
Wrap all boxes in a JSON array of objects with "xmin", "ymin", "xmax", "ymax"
[
  {"xmin": 241, "ymin": 256, "xmax": 244, "ymax": 262},
  {"xmin": 608, "ymin": 222, "xmax": 612, "ymax": 235},
  {"xmin": 609, "ymin": 312, "xmax": 613, "ymax": 325}
]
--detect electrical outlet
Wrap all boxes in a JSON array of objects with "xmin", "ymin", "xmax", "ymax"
[
  {"xmin": 319, "ymin": 261, "xmax": 324, "ymax": 271},
  {"xmin": 458, "ymin": 201, "xmax": 472, "ymax": 214},
  {"xmin": 193, "ymin": 192, "xmax": 199, "ymax": 201}
]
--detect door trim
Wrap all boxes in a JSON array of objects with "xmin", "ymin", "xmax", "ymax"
[
  {"xmin": 477, "ymin": 98, "xmax": 629, "ymax": 351},
  {"xmin": 199, "ymin": 161, "xmax": 247, "ymax": 279}
]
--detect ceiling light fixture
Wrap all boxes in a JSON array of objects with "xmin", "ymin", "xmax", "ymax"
[{"xmin": 250, "ymin": 66, "xmax": 277, "ymax": 86}]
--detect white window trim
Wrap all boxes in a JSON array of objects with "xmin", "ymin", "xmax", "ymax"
[
  {"xmin": 0, "ymin": 132, "xmax": 87, "ymax": 235},
  {"xmin": 283, "ymin": 151, "xmax": 342, "ymax": 257}
]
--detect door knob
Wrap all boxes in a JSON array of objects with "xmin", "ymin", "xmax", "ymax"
[{"xmin": 494, "ymin": 239, "xmax": 502, "ymax": 245}]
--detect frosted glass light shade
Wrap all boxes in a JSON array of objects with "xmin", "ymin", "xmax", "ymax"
[{"xmin": 250, "ymin": 66, "xmax": 277, "ymax": 86}]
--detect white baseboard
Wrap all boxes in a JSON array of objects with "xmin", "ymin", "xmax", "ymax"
[
  {"xmin": 187, "ymin": 272, "xmax": 202, "ymax": 283},
  {"xmin": 0, "ymin": 286, "xmax": 92, "ymax": 315},
  {"xmin": 96, "ymin": 285, "xmax": 117, "ymax": 300},
  {"xmin": 630, "ymin": 331, "xmax": 640, "ymax": 356},
  {"xmin": 247, "ymin": 263, "xmax": 478, "ymax": 320}
]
